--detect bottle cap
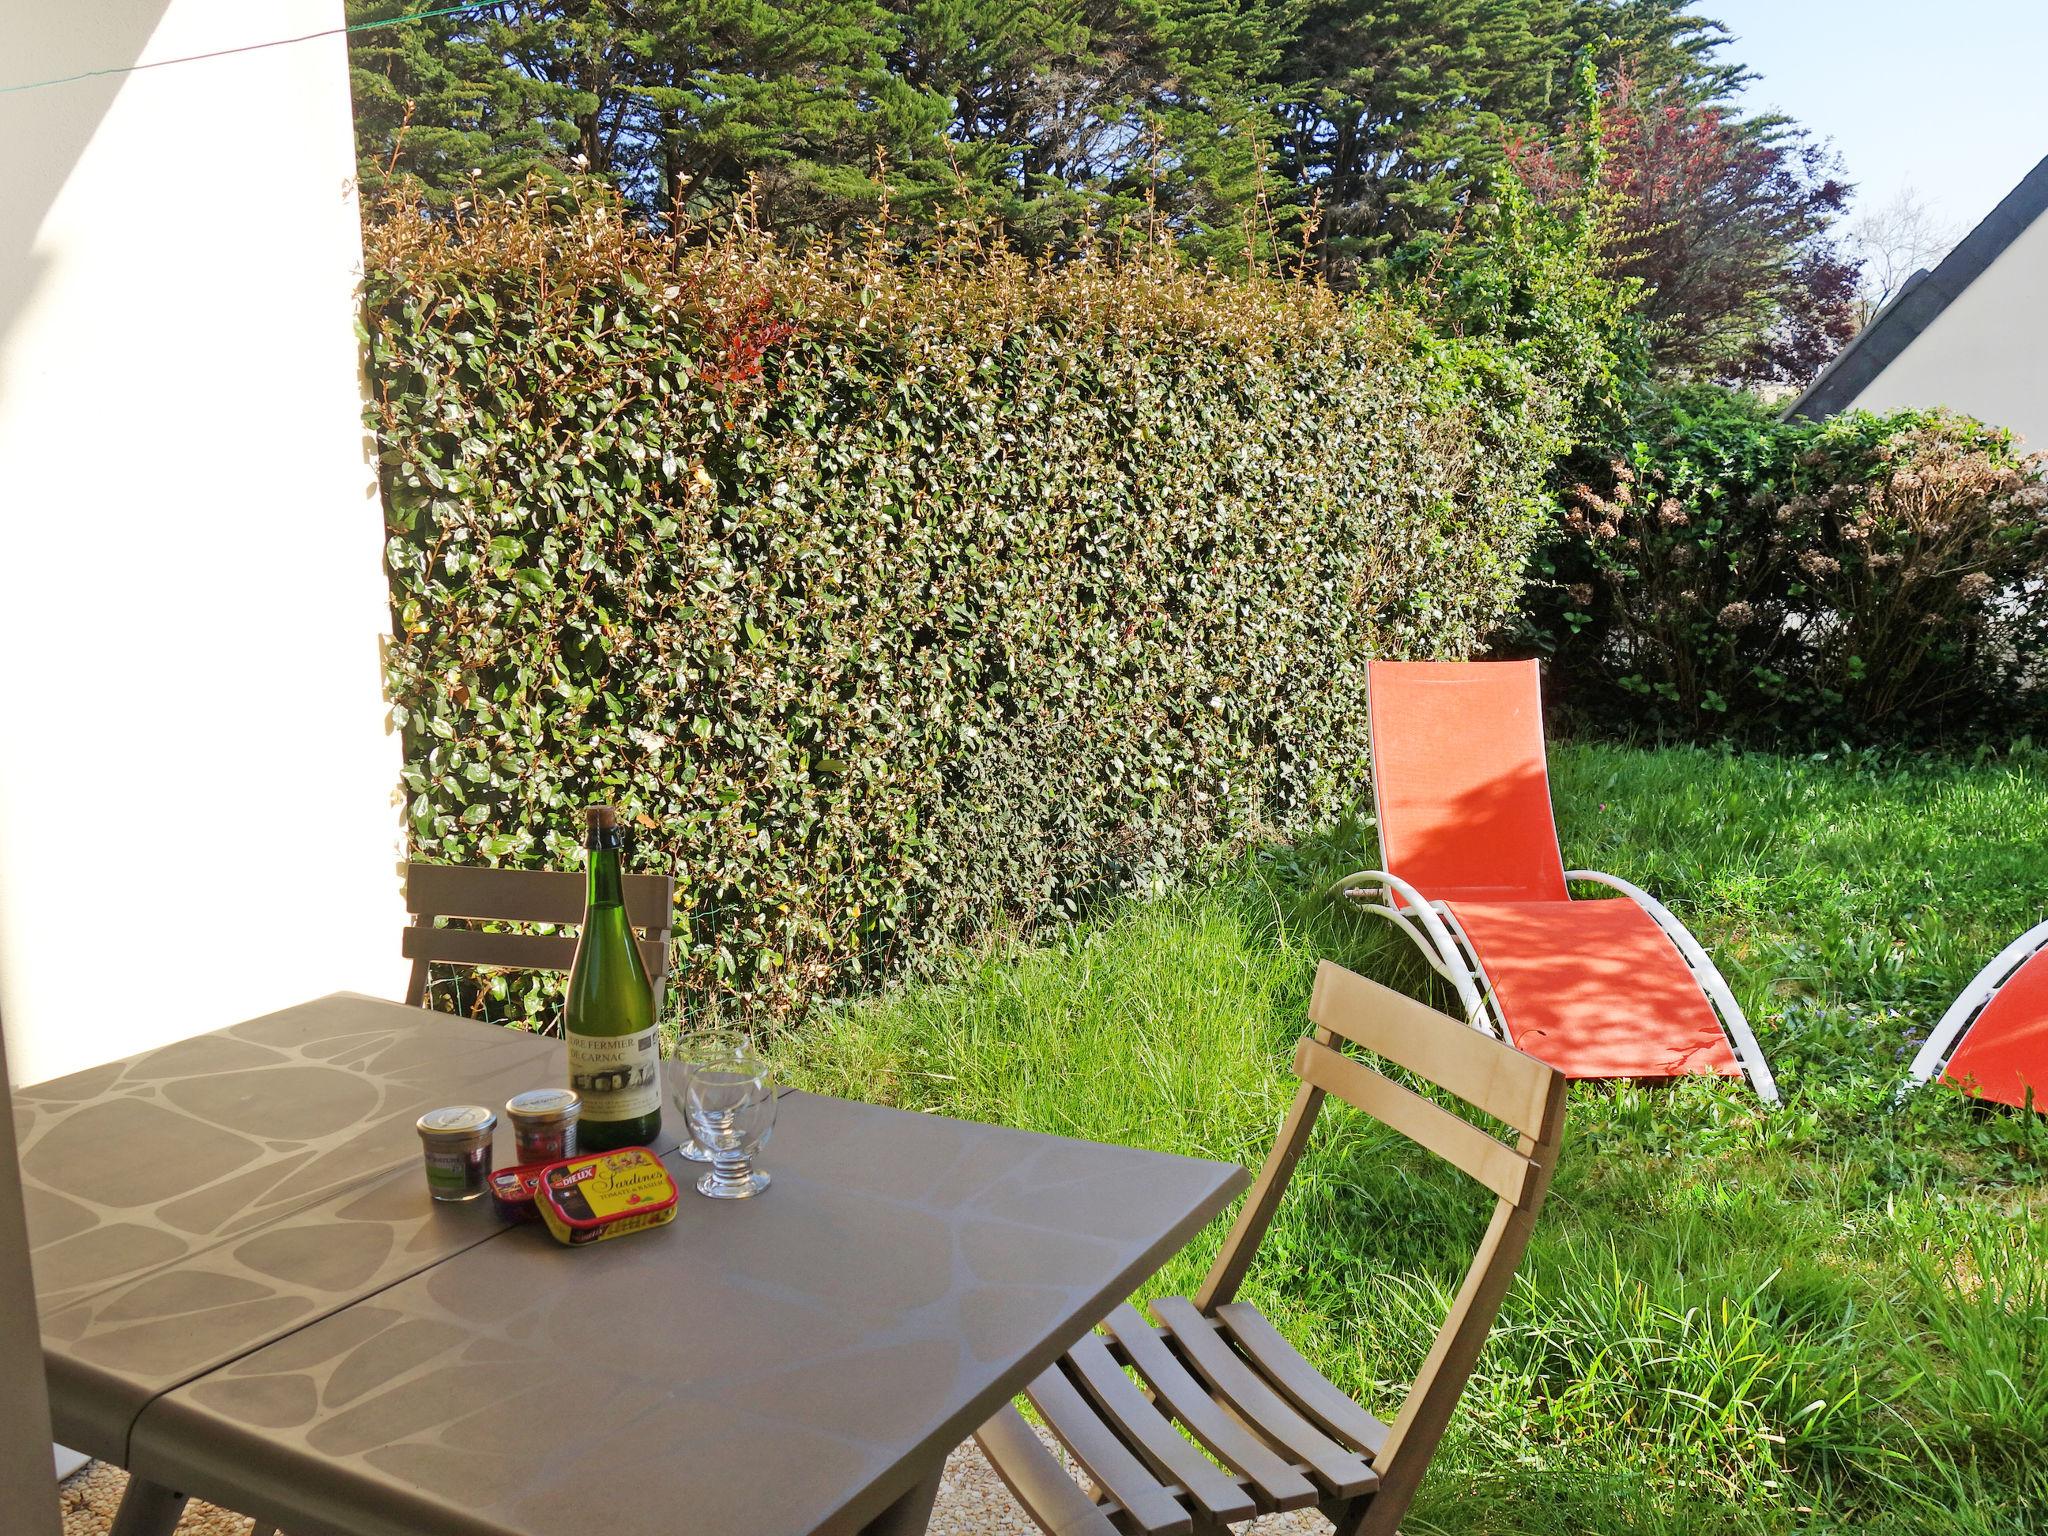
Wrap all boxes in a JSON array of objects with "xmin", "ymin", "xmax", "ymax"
[{"xmin": 586, "ymin": 804, "xmax": 619, "ymax": 830}]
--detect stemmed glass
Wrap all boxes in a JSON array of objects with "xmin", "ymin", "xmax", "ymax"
[
  {"xmin": 666, "ymin": 1038, "xmax": 716, "ymax": 1163},
  {"xmin": 683, "ymin": 1042, "xmax": 777, "ymax": 1198}
]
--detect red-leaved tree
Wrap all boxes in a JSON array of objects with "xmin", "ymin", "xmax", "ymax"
[{"xmin": 1510, "ymin": 68, "xmax": 1861, "ymax": 385}]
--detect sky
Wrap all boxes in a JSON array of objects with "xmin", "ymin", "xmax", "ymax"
[{"xmin": 1709, "ymin": 0, "xmax": 2048, "ymax": 241}]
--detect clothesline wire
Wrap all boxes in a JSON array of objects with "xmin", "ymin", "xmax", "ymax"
[{"xmin": 0, "ymin": 2, "xmax": 494, "ymax": 97}]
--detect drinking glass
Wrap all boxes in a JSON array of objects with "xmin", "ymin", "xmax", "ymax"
[
  {"xmin": 684, "ymin": 1043, "xmax": 777, "ymax": 1198},
  {"xmin": 665, "ymin": 1037, "xmax": 718, "ymax": 1163}
]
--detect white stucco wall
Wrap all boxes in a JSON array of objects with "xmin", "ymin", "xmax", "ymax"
[
  {"xmin": 1846, "ymin": 211, "xmax": 2048, "ymax": 451},
  {"xmin": 0, "ymin": 0, "xmax": 406, "ymax": 1086}
]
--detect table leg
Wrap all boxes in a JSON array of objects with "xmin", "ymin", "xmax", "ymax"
[
  {"xmin": 108, "ymin": 1476, "xmax": 187, "ymax": 1536},
  {"xmin": 857, "ymin": 1467, "xmax": 942, "ymax": 1536}
]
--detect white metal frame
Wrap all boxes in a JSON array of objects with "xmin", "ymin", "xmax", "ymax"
[
  {"xmin": 1334, "ymin": 666, "xmax": 1778, "ymax": 1103},
  {"xmin": 1901, "ymin": 919, "xmax": 2048, "ymax": 1100},
  {"xmin": 1564, "ymin": 870, "xmax": 1778, "ymax": 1104},
  {"xmin": 1331, "ymin": 868, "xmax": 1778, "ymax": 1104},
  {"xmin": 1328, "ymin": 869, "xmax": 1497, "ymax": 1036}
]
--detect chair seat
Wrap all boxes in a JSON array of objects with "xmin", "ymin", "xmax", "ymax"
[
  {"xmin": 1444, "ymin": 898, "xmax": 1743, "ymax": 1081},
  {"xmin": 1944, "ymin": 946, "xmax": 2048, "ymax": 1111},
  {"xmin": 977, "ymin": 1300, "xmax": 1382, "ymax": 1536}
]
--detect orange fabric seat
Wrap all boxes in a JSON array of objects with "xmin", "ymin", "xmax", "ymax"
[
  {"xmin": 1445, "ymin": 901, "xmax": 1742, "ymax": 1080},
  {"xmin": 1943, "ymin": 948, "xmax": 2048, "ymax": 1112}
]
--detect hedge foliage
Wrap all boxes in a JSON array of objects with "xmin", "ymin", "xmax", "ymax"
[
  {"xmin": 364, "ymin": 191, "xmax": 1567, "ymax": 1019},
  {"xmin": 1516, "ymin": 387, "xmax": 2048, "ymax": 743}
]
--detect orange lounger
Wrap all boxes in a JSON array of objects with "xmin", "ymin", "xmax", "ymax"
[
  {"xmin": 1332, "ymin": 659, "xmax": 1777, "ymax": 1100},
  {"xmin": 1904, "ymin": 923, "xmax": 2048, "ymax": 1113}
]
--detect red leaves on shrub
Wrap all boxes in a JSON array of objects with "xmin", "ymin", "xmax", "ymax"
[{"xmin": 698, "ymin": 289, "xmax": 797, "ymax": 390}]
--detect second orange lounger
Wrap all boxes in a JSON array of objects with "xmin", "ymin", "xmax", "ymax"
[
  {"xmin": 1333, "ymin": 659, "xmax": 1778, "ymax": 1101},
  {"xmin": 1903, "ymin": 922, "xmax": 2048, "ymax": 1113}
]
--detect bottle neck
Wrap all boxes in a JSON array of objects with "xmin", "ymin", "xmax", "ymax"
[{"xmin": 586, "ymin": 829, "xmax": 625, "ymax": 908}]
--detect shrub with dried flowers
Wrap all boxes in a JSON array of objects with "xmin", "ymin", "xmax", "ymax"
[{"xmin": 1518, "ymin": 386, "xmax": 2048, "ymax": 742}]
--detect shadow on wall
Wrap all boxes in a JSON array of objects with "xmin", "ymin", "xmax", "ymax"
[{"xmin": 0, "ymin": 0, "xmax": 176, "ymax": 420}]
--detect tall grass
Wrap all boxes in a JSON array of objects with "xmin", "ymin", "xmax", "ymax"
[{"xmin": 776, "ymin": 744, "xmax": 2048, "ymax": 1533}]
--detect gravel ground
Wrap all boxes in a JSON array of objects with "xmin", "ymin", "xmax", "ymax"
[
  {"xmin": 60, "ymin": 1461, "xmax": 249, "ymax": 1536},
  {"xmin": 62, "ymin": 1437, "xmax": 1335, "ymax": 1535}
]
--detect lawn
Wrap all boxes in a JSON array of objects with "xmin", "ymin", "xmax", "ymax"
[{"xmin": 776, "ymin": 742, "xmax": 2048, "ymax": 1535}]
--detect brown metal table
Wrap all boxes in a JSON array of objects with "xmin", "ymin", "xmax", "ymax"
[{"xmin": 18, "ymin": 994, "xmax": 1247, "ymax": 1536}]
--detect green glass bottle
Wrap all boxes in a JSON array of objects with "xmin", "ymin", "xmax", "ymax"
[{"xmin": 565, "ymin": 804, "xmax": 662, "ymax": 1151}]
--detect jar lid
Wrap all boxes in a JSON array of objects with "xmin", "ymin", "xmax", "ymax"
[
  {"xmin": 417, "ymin": 1105, "xmax": 497, "ymax": 1139},
  {"xmin": 506, "ymin": 1088, "xmax": 581, "ymax": 1123}
]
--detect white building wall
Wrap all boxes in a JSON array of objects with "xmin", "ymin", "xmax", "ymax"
[
  {"xmin": 0, "ymin": 0, "xmax": 406, "ymax": 1086},
  {"xmin": 1847, "ymin": 211, "xmax": 2048, "ymax": 451}
]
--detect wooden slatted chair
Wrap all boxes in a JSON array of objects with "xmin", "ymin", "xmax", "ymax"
[
  {"xmin": 973, "ymin": 959, "xmax": 1568, "ymax": 1536},
  {"xmin": 401, "ymin": 862, "xmax": 675, "ymax": 1011}
]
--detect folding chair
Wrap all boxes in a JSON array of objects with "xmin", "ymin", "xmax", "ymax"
[
  {"xmin": 401, "ymin": 861, "xmax": 674, "ymax": 1013},
  {"xmin": 1904, "ymin": 920, "xmax": 2048, "ymax": 1113},
  {"xmin": 1332, "ymin": 659, "xmax": 1777, "ymax": 1101},
  {"xmin": 972, "ymin": 960, "xmax": 1567, "ymax": 1536}
]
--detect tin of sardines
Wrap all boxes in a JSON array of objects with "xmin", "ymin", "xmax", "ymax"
[{"xmin": 536, "ymin": 1147, "xmax": 679, "ymax": 1246}]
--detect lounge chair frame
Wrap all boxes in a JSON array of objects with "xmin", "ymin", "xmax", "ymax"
[
  {"xmin": 972, "ymin": 961, "xmax": 1568, "ymax": 1536},
  {"xmin": 1902, "ymin": 918, "xmax": 2048, "ymax": 1099},
  {"xmin": 1333, "ymin": 868, "xmax": 1775, "ymax": 1104},
  {"xmin": 1332, "ymin": 666, "xmax": 1779, "ymax": 1104}
]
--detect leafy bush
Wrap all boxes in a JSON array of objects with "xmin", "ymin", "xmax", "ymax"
[
  {"xmin": 1517, "ymin": 386, "xmax": 2048, "ymax": 742},
  {"xmin": 364, "ymin": 190, "xmax": 1567, "ymax": 1021}
]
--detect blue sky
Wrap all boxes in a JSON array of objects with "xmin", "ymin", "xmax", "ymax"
[{"xmin": 1710, "ymin": 0, "xmax": 2048, "ymax": 236}]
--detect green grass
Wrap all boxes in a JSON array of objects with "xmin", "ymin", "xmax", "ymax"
[{"xmin": 774, "ymin": 743, "xmax": 2048, "ymax": 1534}]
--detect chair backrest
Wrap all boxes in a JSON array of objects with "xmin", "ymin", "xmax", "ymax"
[
  {"xmin": 0, "ymin": 1022, "xmax": 62, "ymax": 1536},
  {"xmin": 402, "ymin": 862, "xmax": 676, "ymax": 1010},
  {"xmin": 1366, "ymin": 659, "xmax": 1570, "ymax": 903},
  {"xmin": 1196, "ymin": 959, "xmax": 1567, "ymax": 1525}
]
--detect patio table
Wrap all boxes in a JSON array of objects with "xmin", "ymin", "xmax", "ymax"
[{"xmin": 18, "ymin": 993, "xmax": 1247, "ymax": 1536}]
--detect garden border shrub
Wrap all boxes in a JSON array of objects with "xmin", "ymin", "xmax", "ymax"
[{"xmin": 1514, "ymin": 386, "xmax": 2048, "ymax": 744}]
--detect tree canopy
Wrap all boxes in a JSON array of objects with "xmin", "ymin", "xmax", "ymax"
[
  {"xmin": 1509, "ymin": 63, "xmax": 1857, "ymax": 381},
  {"xmin": 350, "ymin": 1, "xmax": 1730, "ymax": 248},
  {"xmin": 347, "ymin": 0, "xmax": 1859, "ymax": 381}
]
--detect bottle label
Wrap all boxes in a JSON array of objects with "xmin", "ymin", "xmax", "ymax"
[{"xmin": 567, "ymin": 1027, "xmax": 662, "ymax": 1122}]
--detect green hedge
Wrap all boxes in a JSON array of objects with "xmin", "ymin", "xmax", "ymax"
[
  {"xmin": 364, "ymin": 193, "xmax": 1567, "ymax": 1020},
  {"xmin": 1512, "ymin": 387, "xmax": 2048, "ymax": 744}
]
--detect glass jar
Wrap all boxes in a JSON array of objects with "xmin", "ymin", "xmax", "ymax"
[
  {"xmin": 416, "ymin": 1105, "xmax": 496, "ymax": 1201},
  {"xmin": 505, "ymin": 1087, "xmax": 581, "ymax": 1165}
]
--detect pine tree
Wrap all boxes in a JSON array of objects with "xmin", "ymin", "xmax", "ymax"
[
  {"xmin": 348, "ymin": 0, "xmax": 957, "ymax": 232},
  {"xmin": 346, "ymin": 0, "xmax": 1757, "ymax": 277},
  {"xmin": 1267, "ymin": 0, "xmax": 1742, "ymax": 282},
  {"xmin": 348, "ymin": 3, "xmax": 552, "ymax": 202},
  {"xmin": 880, "ymin": 0, "xmax": 1288, "ymax": 254}
]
